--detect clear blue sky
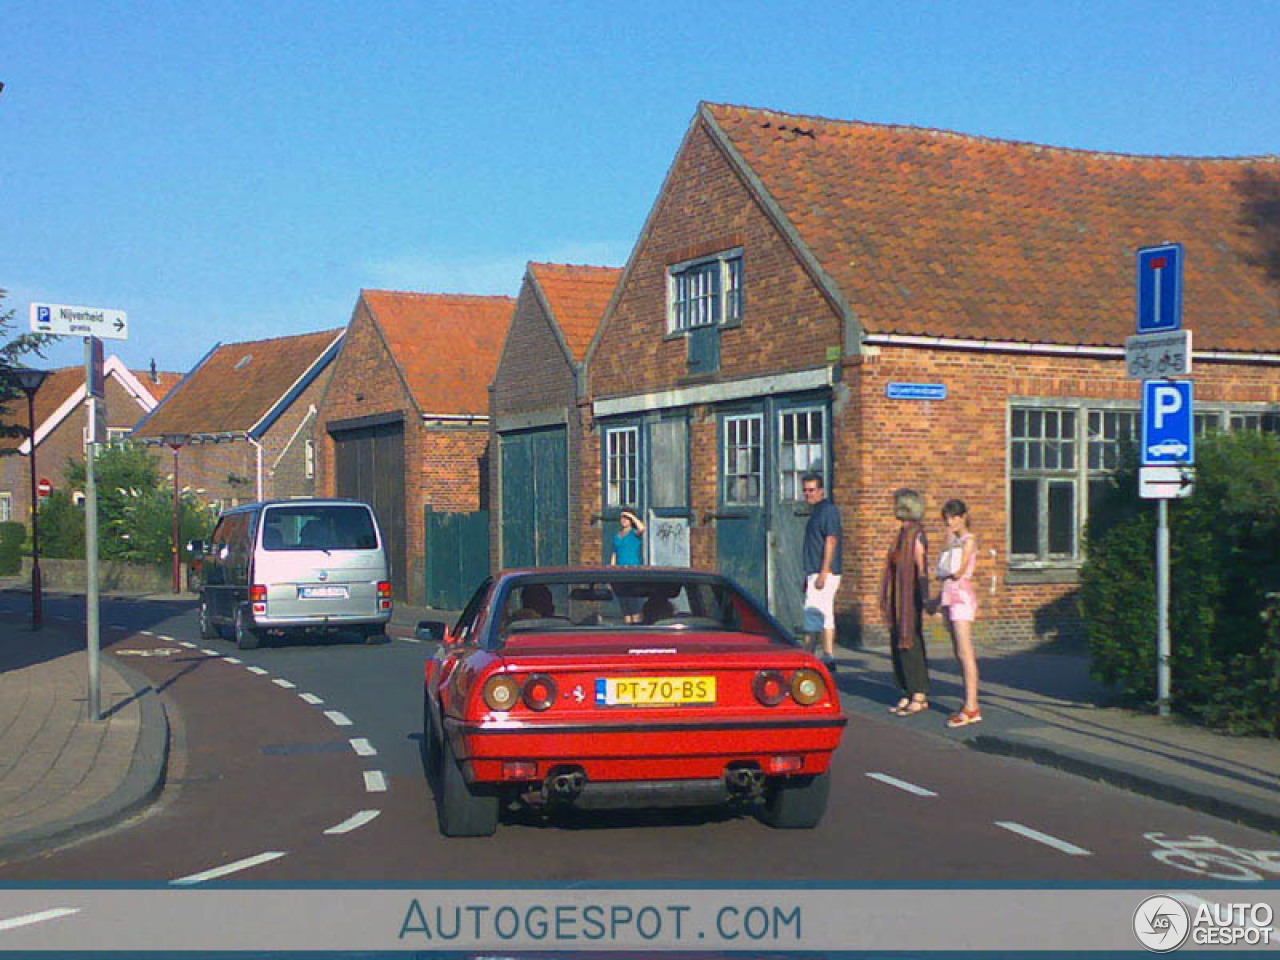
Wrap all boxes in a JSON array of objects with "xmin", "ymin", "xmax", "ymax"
[{"xmin": 3, "ymin": 0, "xmax": 1277, "ymax": 375}]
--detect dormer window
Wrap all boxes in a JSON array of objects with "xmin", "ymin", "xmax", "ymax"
[{"xmin": 668, "ymin": 250, "xmax": 743, "ymax": 333}]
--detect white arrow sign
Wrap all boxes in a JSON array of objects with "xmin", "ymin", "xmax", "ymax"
[{"xmin": 30, "ymin": 302, "xmax": 129, "ymax": 341}]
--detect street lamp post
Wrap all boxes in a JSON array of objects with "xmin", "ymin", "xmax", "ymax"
[
  {"xmin": 163, "ymin": 434, "xmax": 189, "ymax": 594},
  {"xmin": 14, "ymin": 367, "xmax": 49, "ymax": 630}
]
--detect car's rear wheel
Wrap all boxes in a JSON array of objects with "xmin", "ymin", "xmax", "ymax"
[
  {"xmin": 422, "ymin": 692, "xmax": 442, "ymax": 777},
  {"xmin": 234, "ymin": 606, "xmax": 262, "ymax": 651},
  {"xmin": 757, "ymin": 772, "xmax": 830, "ymax": 829},
  {"xmin": 437, "ymin": 736, "xmax": 498, "ymax": 837}
]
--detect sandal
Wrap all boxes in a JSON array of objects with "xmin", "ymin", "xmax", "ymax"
[
  {"xmin": 896, "ymin": 697, "xmax": 929, "ymax": 716},
  {"xmin": 947, "ymin": 706, "xmax": 983, "ymax": 728},
  {"xmin": 889, "ymin": 697, "xmax": 910, "ymax": 715}
]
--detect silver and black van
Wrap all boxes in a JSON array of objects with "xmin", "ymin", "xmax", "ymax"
[{"xmin": 190, "ymin": 499, "xmax": 392, "ymax": 649}]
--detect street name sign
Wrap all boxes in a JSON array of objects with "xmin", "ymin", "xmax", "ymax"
[
  {"xmin": 886, "ymin": 382, "xmax": 947, "ymax": 401},
  {"xmin": 1141, "ymin": 379, "xmax": 1194, "ymax": 466},
  {"xmin": 1140, "ymin": 465, "xmax": 1195, "ymax": 500},
  {"xmin": 1136, "ymin": 243, "xmax": 1183, "ymax": 334},
  {"xmin": 1125, "ymin": 329, "xmax": 1191, "ymax": 380},
  {"xmin": 30, "ymin": 302, "xmax": 129, "ymax": 340}
]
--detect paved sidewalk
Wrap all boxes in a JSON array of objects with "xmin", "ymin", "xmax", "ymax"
[{"xmin": 831, "ymin": 643, "xmax": 1280, "ymax": 835}]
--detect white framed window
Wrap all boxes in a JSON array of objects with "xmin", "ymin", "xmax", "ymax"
[
  {"xmin": 668, "ymin": 250, "xmax": 743, "ymax": 332},
  {"xmin": 779, "ymin": 408, "xmax": 826, "ymax": 502},
  {"xmin": 0, "ymin": 492, "xmax": 11, "ymax": 522},
  {"xmin": 1010, "ymin": 407, "xmax": 1079, "ymax": 562},
  {"xmin": 304, "ymin": 438, "xmax": 315, "ymax": 479},
  {"xmin": 723, "ymin": 413, "xmax": 763, "ymax": 506},
  {"xmin": 605, "ymin": 427, "xmax": 639, "ymax": 509},
  {"xmin": 1229, "ymin": 410, "xmax": 1280, "ymax": 434}
]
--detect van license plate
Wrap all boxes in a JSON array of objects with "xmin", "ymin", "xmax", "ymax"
[{"xmin": 300, "ymin": 586, "xmax": 349, "ymax": 599}]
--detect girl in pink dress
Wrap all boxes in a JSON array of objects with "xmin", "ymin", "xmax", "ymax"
[{"xmin": 937, "ymin": 499, "xmax": 981, "ymax": 727}]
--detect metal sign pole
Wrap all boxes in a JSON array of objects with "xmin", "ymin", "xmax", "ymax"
[
  {"xmin": 84, "ymin": 337, "xmax": 101, "ymax": 722},
  {"xmin": 1156, "ymin": 498, "xmax": 1171, "ymax": 717}
]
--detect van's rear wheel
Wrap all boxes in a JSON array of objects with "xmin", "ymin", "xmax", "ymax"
[
  {"xmin": 198, "ymin": 597, "xmax": 219, "ymax": 641},
  {"xmin": 234, "ymin": 606, "xmax": 262, "ymax": 650},
  {"xmin": 364, "ymin": 626, "xmax": 389, "ymax": 645}
]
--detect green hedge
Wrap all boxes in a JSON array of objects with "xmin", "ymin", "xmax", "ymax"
[
  {"xmin": 1080, "ymin": 431, "xmax": 1280, "ymax": 736},
  {"xmin": 0, "ymin": 521, "xmax": 25, "ymax": 575}
]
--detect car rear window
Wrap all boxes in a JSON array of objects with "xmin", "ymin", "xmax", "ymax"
[{"xmin": 261, "ymin": 505, "xmax": 377, "ymax": 551}]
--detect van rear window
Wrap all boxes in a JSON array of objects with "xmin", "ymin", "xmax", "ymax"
[{"xmin": 261, "ymin": 505, "xmax": 378, "ymax": 551}]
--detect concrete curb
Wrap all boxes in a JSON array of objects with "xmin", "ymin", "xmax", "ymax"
[
  {"xmin": 969, "ymin": 733, "xmax": 1280, "ymax": 837},
  {"xmin": 0, "ymin": 656, "xmax": 170, "ymax": 861}
]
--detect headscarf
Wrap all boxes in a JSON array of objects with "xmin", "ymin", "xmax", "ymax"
[{"xmin": 879, "ymin": 520, "xmax": 928, "ymax": 649}]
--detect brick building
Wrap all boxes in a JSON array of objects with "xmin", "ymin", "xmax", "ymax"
[
  {"xmin": 583, "ymin": 102, "xmax": 1280, "ymax": 644},
  {"xmin": 0, "ymin": 359, "xmax": 178, "ymax": 529},
  {"xmin": 133, "ymin": 329, "xmax": 344, "ymax": 510},
  {"xmin": 314, "ymin": 290, "xmax": 513, "ymax": 605},
  {"xmin": 489, "ymin": 262, "xmax": 621, "ymax": 571}
]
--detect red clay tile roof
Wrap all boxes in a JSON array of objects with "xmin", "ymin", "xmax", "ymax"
[
  {"xmin": 361, "ymin": 290, "xmax": 514, "ymax": 415},
  {"xmin": 0, "ymin": 367, "xmax": 84, "ymax": 453},
  {"xmin": 131, "ymin": 369, "xmax": 183, "ymax": 403},
  {"xmin": 529, "ymin": 263, "xmax": 622, "ymax": 361},
  {"xmin": 704, "ymin": 103, "xmax": 1280, "ymax": 352},
  {"xmin": 136, "ymin": 329, "xmax": 343, "ymax": 437}
]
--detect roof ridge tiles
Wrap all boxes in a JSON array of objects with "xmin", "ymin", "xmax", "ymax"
[
  {"xmin": 215, "ymin": 327, "xmax": 344, "ymax": 350},
  {"xmin": 703, "ymin": 101, "xmax": 1280, "ymax": 164},
  {"xmin": 361, "ymin": 288, "xmax": 515, "ymax": 301}
]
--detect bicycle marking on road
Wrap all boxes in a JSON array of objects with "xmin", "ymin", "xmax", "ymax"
[
  {"xmin": 324, "ymin": 710, "xmax": 352, "ymax": 726},
  {"xmin": 995, "ymin": 821, "xmax": 1091, "ymax": 856},
  {"xmin": 866, "ymin": 772, "xmax": 937, "ymax": 797},
  {"xmin": 1145, "ymin": 832, "xmax": 1280, "ymax": 882},
  {"xmin": 170, "ymin": 851, "xmax": 287, "ymax": 886},
  {"xmin": 299, "ymin": 693, "xmax": 324, "ymax": 705},
  {"xmin": 0, "ymin": 907, "xmax": 80, "ymax": 931},
  {"xmin": 323, "ymin": 809, "xmax": 381, "ymax": 835},
  {"xmin": 246, "ymin": 666, "xmax": 270, "ymax": 676},
  {"xmin": 349, "ymin": 737, "xmax": 377, "ymax": 757},
  {"xmin": 363, "ymin": 770, "xmax": 388, "ymax": 792},
  {"xmin": 272, "ymin": 678, "xmax": 296, "ymax": 689}
]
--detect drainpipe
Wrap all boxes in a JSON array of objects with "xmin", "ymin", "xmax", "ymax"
[{"xmin": 247, "ymin": 435, "xmax": 264, "ymax": 501}]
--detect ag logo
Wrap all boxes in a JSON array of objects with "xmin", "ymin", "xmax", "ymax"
[{"xmin": 1134, "ymin": 895, "xmax": 1190, "ymax": 952}]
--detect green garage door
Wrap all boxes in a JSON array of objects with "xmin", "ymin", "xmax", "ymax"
[{"xmin": 500, "ymin": 426, "xmax": 568, "ymax": 569}]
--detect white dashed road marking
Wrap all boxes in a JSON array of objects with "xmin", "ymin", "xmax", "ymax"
[
  {"xmin": 995, "ymin": 821, "xmax": 1092, "ymax": 856},
  {"xmin": 170, "ymin": 851, "xmax": 287, "ymax": 886},
  {"xmin": 324, "ymin": 810, "xmax": 382, "ymax": 835},
  {"xmin": 866, "ymin": 772, "xmax": 938, "ymax": 797},
  {"xmin": 246, "ymin": 666, "xmax": 269, "ymax": 676},
  {"xmin": 272, "ymin": 678, "xmax": 296, "ymax": 689},
  {"xmin": 0, "ymin": 908, "xmax": 80, "ymax": 931},
  {"xmin": 349, "ymin": 738, "xmax": 377, "ymax": 757},
  {"xmin": 403, "ymin": 636, "xmax": 421, "ymax": 644},
  {"xmin": 223, "ymin": 656, "xmax": 242, "ymax": 664},
  {"xmin": 139, "ymin": 630, "xmax": 155, "ymax": 636},
  {"xmin": 324, "ymin": 710, "xmax": 352, "ymax": 726},
  {"xmin": 363, "ymin": 771, "xmax": 388, "ymax": 792},
  {"xmin": 299, "ymin": 693, "xmax": 324, "ymax": 705},
  {"xmin": 177, "ymin": 640, "xmax": 197, "ymax": 649},
  {"xmin": 200, "ymin": 648, "xmax": 220, "ymax": 657}
]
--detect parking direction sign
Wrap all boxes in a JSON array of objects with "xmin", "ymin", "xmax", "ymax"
[
  {"xmin": 1141, "ymin": 379, "xmax": 1194, "ymax": 466},
  {"xmin": 30, "ymin": 302, "xmax": 128, "ymax": 340},
  {"xmin": 1136, "ymin": 244, "xmax": 1183, "ymax": 334}
]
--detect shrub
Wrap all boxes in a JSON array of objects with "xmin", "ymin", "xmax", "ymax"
[
  {"xmin": 0, "ymin": 520, "xmax": 25, "ymax": 574},
  {"xmin": 1081, "ymin": 431, "xmax": 1280, "ymax": 735}
]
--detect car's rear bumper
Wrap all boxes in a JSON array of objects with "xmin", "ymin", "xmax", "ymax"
[{"xmin": 447, "ymin": 714, "xmax": 847, "ymax": 783}]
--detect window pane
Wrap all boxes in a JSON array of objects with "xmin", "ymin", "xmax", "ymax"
[
  {"xmin": 1048, "ymin": 482, "xmax": 1076, "ymax": 556},
  {"xmin": 723, "ymin": 415, "xmax": 763, "ymax": 505},
  {"xmin": 650, "ymin": 420, "xmax": 687, "ymax": 509},
  {"xmin": 1011, "ymin": 479, "xmax": 1039, "ymax": 556}
]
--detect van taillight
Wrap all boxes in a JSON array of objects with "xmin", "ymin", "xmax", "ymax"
[
  {"xmin": 249, "ymin": 585, "xmax": 267, "ymax": 602},
  {"xmin": 377, "ymin": 581, "xmax": 392, "ymax": 598}
]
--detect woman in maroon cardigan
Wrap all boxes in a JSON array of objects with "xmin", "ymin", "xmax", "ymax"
[{"xmin": 879, "ymin": 488, "xmax": 931, "ymax": 716}]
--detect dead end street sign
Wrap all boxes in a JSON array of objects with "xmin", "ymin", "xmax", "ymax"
[{"xmin": 30, "ymin": 302, "xmax": 128, "ymax": 340}]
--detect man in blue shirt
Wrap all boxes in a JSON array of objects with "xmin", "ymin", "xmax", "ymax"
[{"xmin": 802, "ymin": 473, "xmax": 843, "ymax": 666}]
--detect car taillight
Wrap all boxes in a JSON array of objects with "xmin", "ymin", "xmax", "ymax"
[
  {"xmin": 753, "ymin": 670, "xmax": 787, "ymax": 707},
  {"xmin": 482, "ymin": 675, "xmax": 521, "ymax": 712},
  {"xmin": 521, "ymin": 674, "xmax": 557, "ymax": 711},
  {"xmin": 249, "ymin": 585, "xmax": 267, "ymax": 602},
  {"xmin": 790, "ymin": 669, "xmax": 826, "ymax": 706}
]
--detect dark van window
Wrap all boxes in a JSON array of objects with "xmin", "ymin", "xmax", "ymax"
[{"xmin": 261, "ymin": 505, "xmax": 377, "ymax": 551}]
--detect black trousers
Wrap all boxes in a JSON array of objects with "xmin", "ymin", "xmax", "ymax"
[{"xmin": 890, "ymin": 626, "xmax": 930, "ymax": 696}]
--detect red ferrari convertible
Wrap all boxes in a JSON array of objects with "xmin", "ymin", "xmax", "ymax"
[{"xmin": 420, "ymin": 568, "xmax": 847, "ymax": 837}]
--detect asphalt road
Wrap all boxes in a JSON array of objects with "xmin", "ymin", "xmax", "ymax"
[{"xmin": 3, "ymin": 594, "xmax": 1278, "ymax": 886}]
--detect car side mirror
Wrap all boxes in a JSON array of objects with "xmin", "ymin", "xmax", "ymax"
[
  {"xmin": 186, "ymin": 539, "xmax": 206, "ymax": 555},
  {"xmin": 417, "ymin": 620, "xmax": 448, "ymax": 644}
]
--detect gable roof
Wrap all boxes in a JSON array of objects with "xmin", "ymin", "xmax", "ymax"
[
  {"xmin": 703, "ymin": 103, "xmax": 1280, "ymax": 353},
  {"xmin": 134, "ymin": 329, "xmax": 344, "ymax": 439},
  {"xmin": 0, "ymin": 358, "xmax": 170, "ymax": 454},
  {"xmin": 131, "ymin": 368, "xmax": 183, "ymax": 403},
  {"xmin": 360, "ymin": 290, "xmax": 514, "ymax": 416},
  {"xmin": 528, "ymin": 263, "xmax": 622, "ymax": 362}
]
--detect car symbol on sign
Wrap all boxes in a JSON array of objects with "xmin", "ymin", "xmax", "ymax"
[{"xmin": 1148, "ymin": 439, "xmax": 1189, "ymax": 459}]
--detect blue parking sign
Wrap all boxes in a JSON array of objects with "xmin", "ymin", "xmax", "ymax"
[
  {"xmin": 1141, "ymin": 380, "xmax": 1194, "ymax": 466},
  {"xmin": 1136, "ymin": 243, "xmax": 1183, "ymax": 333}
]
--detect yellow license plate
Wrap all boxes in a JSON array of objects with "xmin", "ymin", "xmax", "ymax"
[{"xmin": 597, "ymin": 676, "xmax": 716, "ymax": 706}]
